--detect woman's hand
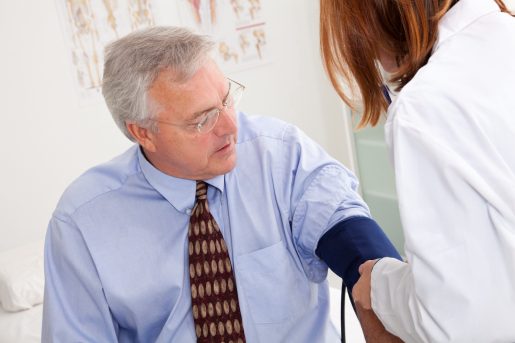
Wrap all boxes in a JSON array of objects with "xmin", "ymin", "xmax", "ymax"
[{"xmin": 352, "ymin": 259, "xmax": 378, "ymax": 310}]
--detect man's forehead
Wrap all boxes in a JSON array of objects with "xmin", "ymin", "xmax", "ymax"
[{"xmin": 149, "ymin": 63, "xmax": 228, "ymax": 120}]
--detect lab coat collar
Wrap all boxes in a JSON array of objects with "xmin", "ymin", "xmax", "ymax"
[
  {"xmin": 137, "ymin": 146, "xmax": 225, "ymax": 214},
  {"xmin": 434, "ymin": 0, "xmax": 500, "ymax": 52}
]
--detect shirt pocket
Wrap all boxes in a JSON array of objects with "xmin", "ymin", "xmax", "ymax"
[{"xmin": 235, "ymin": 241, "xmax": 310, "ymax": 324}]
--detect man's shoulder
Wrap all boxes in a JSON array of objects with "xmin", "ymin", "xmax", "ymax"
[
  {"xmin": 54, "ymin": 145, "xmax": 141, "ymax": 217},
  {"xmin": 237, "ymin": 112, "xmax": 296, "ymax": 144}
]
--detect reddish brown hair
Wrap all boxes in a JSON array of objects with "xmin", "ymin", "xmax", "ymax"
[{"xmin": 320, "ymin": 0, "xmax": 514, "ymax": 127}]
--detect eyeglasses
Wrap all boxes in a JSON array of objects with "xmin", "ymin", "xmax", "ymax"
[{"xmin": 151, "ymin": 78, "xmax": 245, "ymax": 134}]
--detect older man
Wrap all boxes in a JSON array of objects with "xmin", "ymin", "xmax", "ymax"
[{"xmin": 42, "ymin": 26, "xmax": 401, "ymax": 342}]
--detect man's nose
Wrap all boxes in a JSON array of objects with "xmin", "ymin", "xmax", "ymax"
[{"xmin": 213, "ymin": 108, "xmax": 237, "ymax": 135}]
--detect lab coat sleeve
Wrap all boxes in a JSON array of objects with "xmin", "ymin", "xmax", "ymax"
[
  {"xmin": 371, "ymin": 104, "xmax": 515, "ymax": 342},
  {"xmin": 42, "ymin": 214, "xmax": 119, "ymax": 342}
]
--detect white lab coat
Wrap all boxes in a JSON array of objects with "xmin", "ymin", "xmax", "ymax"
[{"xmin": 371, "ymin": 0, "xmax": 515, "ymax": 342}]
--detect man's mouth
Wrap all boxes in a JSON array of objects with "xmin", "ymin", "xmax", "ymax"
[{"xmin": 216, "ymin": 141, "xmax": 232, "ymax": 152}]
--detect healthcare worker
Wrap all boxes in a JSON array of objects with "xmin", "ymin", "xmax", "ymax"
[{"xmin": 319, "ymin": 0, "xmax": 515, "ymax": 342}]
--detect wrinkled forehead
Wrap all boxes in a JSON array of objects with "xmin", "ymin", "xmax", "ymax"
[{"xmin": 148, "ymin": 60, "xmax": 227, "ymax": 119}]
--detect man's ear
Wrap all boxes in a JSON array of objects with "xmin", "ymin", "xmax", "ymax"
[{"xmin": 126, "ymin": 122, "xmax": 157, "ymax": 152}]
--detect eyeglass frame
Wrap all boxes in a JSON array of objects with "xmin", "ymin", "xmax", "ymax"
[{"xmin": 148, "ymin": 78, "xmax": 245, "ymax": 134}]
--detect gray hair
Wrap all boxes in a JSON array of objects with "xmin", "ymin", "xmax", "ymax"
[{"xmin": 102, "ymin": 26, "xmax": 215, "ymax": 141}]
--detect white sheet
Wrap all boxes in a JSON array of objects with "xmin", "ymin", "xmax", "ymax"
[
  {"xmin": 0, "ymin": 240, "xmax": 44, "ymax": 312},
  {"xmin": 0, "ymin": 288, "xmax": 364, "ymax": 342},
  {"xmin": 0, "ymin": 303, "xmax": 42, "ymax": 343}
]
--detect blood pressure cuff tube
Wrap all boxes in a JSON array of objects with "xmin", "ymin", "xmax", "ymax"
[{"xmin": 316, "ymin": 216, "xmax": 402, "ymax": 292}]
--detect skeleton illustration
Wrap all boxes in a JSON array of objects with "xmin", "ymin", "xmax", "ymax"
[
  {"xmin": 102, "ymin": 0, "xmax": 119, "ymax": 36},
  {"xmin": 66, "ymin": 0, "xmax": 102, "ymax": 89},
  {"xmin": 253, "ymin": 28, "xmax": 265, "ymax": 59},
  {"xmin": 128, "ymin": 0, "xmax": 154, "ymax": 30},
  {"xmin": 239, "ymin": 33, "xmax": 250, "ymax": 53},
  {"xmin": 188, "ymin": 0, "xmax": 218, "ymax": 26},
  {"xmin": 219, "ymin": 42, "xmax": 239, "ymax": 63},
  {"xmin": 248, "ymin": 0, "xmax": 260, "ymax": 20},
  {"xmin": 230, "ymin": 0, "xmax": 243, "ymax": 19}
]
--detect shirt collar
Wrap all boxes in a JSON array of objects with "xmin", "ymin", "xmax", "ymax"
[
  {"xmin": 137, "ymin": 146, "xmax": 225, "ymax": 214},
  {"xmin": 434, "ymin": 0, "xmax": 500, "ymax": 52}
]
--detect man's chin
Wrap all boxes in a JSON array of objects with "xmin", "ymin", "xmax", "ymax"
[
  {"xmin": 219, "ymin": 153, "xmax": 237, "ymax": 174},
  {"xmin": 207, "ymin": 147, "xmax": 237, "ymax": 177}
]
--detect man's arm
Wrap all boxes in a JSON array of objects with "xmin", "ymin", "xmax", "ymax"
[
  {"xmin": 316, "ymin": 216, "xmax": 403, "ymax": 342},
  {"xmin": 277, "ymin": 122, "xmax": 402, "ymax": 340},
  {"xmin": 355, "ymin": 306, "xmax": 404, "ymax": 343},
  {"xmin": 43, "ymin": 215, "xmax": 118, "ymax": 342}
]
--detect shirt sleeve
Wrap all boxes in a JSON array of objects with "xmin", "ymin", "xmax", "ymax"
[
  {"xmin": 42, "ymin": 214, "xmax": 119, "ymax": 342},
  {"xmin": 372, "ymin": 101, "xmax": 515, "ymax": 342},
  {"xmin": 280, "ymin": 124, "xmax": 372, "ymax": 282}
]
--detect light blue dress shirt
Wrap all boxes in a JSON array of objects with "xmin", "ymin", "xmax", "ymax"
[{"xmin": 43, "ymin": 112, "xmax": 370, "ymax": 342}]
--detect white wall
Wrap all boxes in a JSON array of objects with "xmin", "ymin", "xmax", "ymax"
[{"xmin": 0, "ymin": 1, "xmax": 352, "ymax": 252}]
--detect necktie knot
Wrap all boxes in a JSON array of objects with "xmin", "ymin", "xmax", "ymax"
[{"xmin": 196, "ymin": 181, "xmax": 208, "ymax": 201}]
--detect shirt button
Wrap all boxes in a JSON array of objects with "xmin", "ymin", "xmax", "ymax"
[{"xmin": 186, "ymin": 208, "xmax": 192, "ymax": 215}]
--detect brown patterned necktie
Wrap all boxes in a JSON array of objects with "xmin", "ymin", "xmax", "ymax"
[{"xmin": 188, "ymin": 181, "xmax": 246, "ymax": 343}]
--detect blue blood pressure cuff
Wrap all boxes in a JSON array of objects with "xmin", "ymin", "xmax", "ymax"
[{"xmin": 316, "ymin": 216, "xmax": 402, "ymax": 291}]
